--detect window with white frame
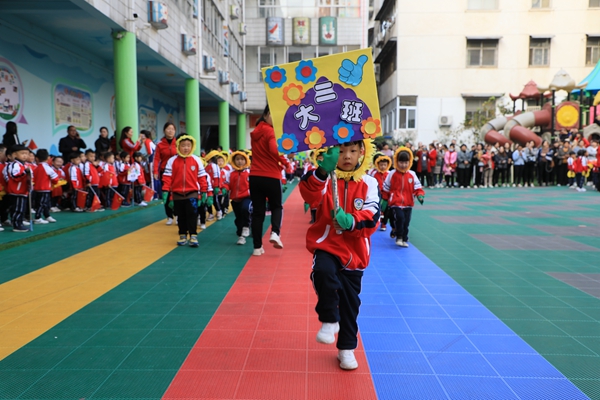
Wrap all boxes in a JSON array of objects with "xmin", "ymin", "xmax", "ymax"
[
  {"xmin": 590, "ymin": 0, "xmax": 600, "ymax": 7},
  {"xmin": 202, "ymin": 0, "xmax": 224, "ymax": 56},
  {"xmin": 465, "ymin": 97, "xmax": 495, "ymax": 122},
  {"xmin": 467, "ymin": 0, "xmax": 497, "ymax": 10},
  {"xmin": 318, "ymin": 0, "xmax": 360, "ymax": 18},
  {"xmin": 398, "ymin": 96, "xmax": 417, "ymax": 130},
  {"xmin": 467, "ymin": 39, "xmax": 498, "ymax": 67},
  {"xmin": 587, "ymin": 37, "xmax": 600, "ymax": 65},
  {"xmin": 531, "ymin": 0, "xmax": 550, "ymax": 8},
  {"xmin": 529, "ymin": 38, "xmax": 550, "ymax": 66}
]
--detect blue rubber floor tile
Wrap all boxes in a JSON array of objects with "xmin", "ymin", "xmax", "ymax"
[
  {"xmin": 361, "ymin": 332, "xmax": 421, "ymax": 352},
  {"xmin": 438, "ymin": 376, "xmax": 519, "ymax": 400},
  {"xmin": 360, "ymin": 292, "xmax": 396, "ymax": 305},
  {"xmin": 366, "ymin": 351, "xmax": 434, "ymax": 374},
  {"xmin": 359, "ymin": 304, "xmax": 402, "ymax": 318},
  {"xmin": 405, "ymin": 318, "xmax": 462, "ymax": 334},
  {"xmin": 454, "ymin": 318, "xmax": 517, "ymax": 335},
  {"xmin": 398, "ymin": 304, "xmax": 448, "ymax": 318},
  {"xmin": 425, "ymin": 284, "xmax": 471, "ymax": 295},
  {"xmin": 391, "ymin": 293, "xmax": 438, "ymax": 305},
  {"xmin": 433, "ymin": 293, "xmax": 482, "ymax": 306},
  {"xmin": 414, "ymin": 333, "xmax": 478, "ymax": 353},
  {"xmin": 371, "ymin": 374, "xmax": 448, "ymax": 400},
  {"xmin": 359, "ymin": 316, "xmax": 410, "ymax": 333},
  {"xmin": 385, "ymin": 283, "xmax": 429, "ymax": 295},
  {"xmin": 504, "ymin": 377, "xmax": 590, "ymax": 400},
  {"xmin": 378, "ymin": 273, "xmax": 422, "ymax": 285},
  {"xmin": 484, "ymin": 353, "xmax": 565, "ymax": 378},
  {"xmin": 361, "ymin": 283, "xmax": 391, "ymax": 294},
  {"xmin": 468, "ymin": 334, "xmax": 538, "ymax": 354},
  {"xmin": 428, "ymin": 352, "xmax": 498, "ymax": 376},
  {"xmin": 417, "ymin": 275, "xmax": 459, "ymax": 285},
  {"xmin": 442, "ymin": 304, "xmax": 498, "ymax": 319}
]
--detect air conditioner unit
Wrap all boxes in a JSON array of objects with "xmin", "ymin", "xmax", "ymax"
[
  {"xmin": 148, "ymin": 1, "xmax": 168, "ymax": 29},
  {"xmin": 438, "ymin": 115, "xmax": 453, "ymax": 127},
  {"xmin": 219, "ymin": 69, "xmax": 230, "ymax": 85},
  {"xmin": 240, "ymin": 91, "xmax": 247, "ymax": 102},
  {"xmin": 181, "ymin": 34, "xmax": 197, "ymax": 55},
  {"xmin": 203, "ymin": 55, "xmax": 215, "ymax": 72},
  {"xmin": 230, "ymin": 5, "xmax": 241, "ymax": 20},
  {"xmin": 230, "ymin": 81, "xmax": 240, "ymax": 94},
  {"xmin": 239, "ymin": 22, "xmax": 247, "ymax": 35}
]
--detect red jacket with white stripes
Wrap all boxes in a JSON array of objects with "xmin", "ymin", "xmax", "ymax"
[
  {"xmin": 6, "ymin": 160, "xmax": 30, "ymax": 196},
  {"xmin": 33, "ymin": 162, "xmax": 59, "ymax": 192},
  {"xmin": 69, "ymin": 164, "xmax": 84, "ymax": 190},
  {"xmin": 205, "ymin": 163, "xmax": 229, "ymax": 191},
  {"xmin": 382, "ymin": 170, "xmax": 425, "ymax": 208},
  {"xmin": 153, "ymin": 137, "xmax": 177, "ymax": 176},
  {"xmin": 83, "ymin": 161, "xmax": 100, "ymax": 186},
  {"xmin": 120, "ymin": 137, "xmax": 141, "ymax": 158},
  {"xmin": 162, "ymin": 154, "xmax": 212, "ymax": 195},
  {"xmin": 229, "ymin": 168, "xmax": 250, "ymax": 201},
  {"xmin": 300, "ymin": 170, "xmax": 380, "ymax": 271}
]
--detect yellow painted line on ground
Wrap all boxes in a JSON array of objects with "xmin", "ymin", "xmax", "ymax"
[{"xmin": 0, "ymin": 215, "xmax": 221, "ymax": 361}]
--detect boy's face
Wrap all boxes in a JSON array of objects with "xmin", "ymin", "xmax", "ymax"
[
  {"xmin": 105, "ymin": 155, "xmax": 115, "ymax": 164},
  {"xmin": 378, "ymin": 160, "xmax": 389, "ymax": 170},
  {"xmin": 179, "ymin": 140, "xmax": 192, "ymax": 156},
  {"xmin": 337, "ymin": 143, "xmax": 363, "ymax": 172},
  {"xmin": 123, "ymin": 155, "xmax": 131, "ymax": 163},
  {"xmin": 14, "ymin": 150, "xmax": 29, "ymax": 162},
  {"xmin": 80, "ymin": 153, "xmax": 87, "ymax": 163},
  {"xmin": 87, "ymin": 153, "xmax": 96, "ymax": 162},
  {"xmin": 53, "ymin": 158, "xmax": 64, "ymax": 168},
  {"xmin": 28, "ymin": 152, "xmax": 35, "ymax": 163},
  {"xmin": 397, "ymin": 160, "xmax": 409, "ymax": 171},
  {"xmin": 135, "ymin": 156, "xmax": 142, "ymax": 163},
  {"xmin": 234, "ymin": 155, "xmax": 246, "ymax": 167},
  {"xmin": 71, "ymin": 157, "xmax": 81, "ymax": 165},
  {"xmin": 217, "ymin": 157, "xmax": 224, "ymax": 167}
]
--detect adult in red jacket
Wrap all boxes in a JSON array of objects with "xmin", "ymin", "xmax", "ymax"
[
  {"xmin": 249, "ymin": 105, "xmax": 288, "ymax": 254},
  {"xmin": 153, "ymin": 122, "xmax": 178, "ymax": 224}
]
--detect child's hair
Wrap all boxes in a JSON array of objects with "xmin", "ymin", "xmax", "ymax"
[
  {"xmin": 85, "ymin": 149, "xmax": 95, "ymax": 156},
  {"xmin": 36, "ymin": 149, "xmax": 49, "ymax": 162},
  {"xmin": 119, "ymin": 151, "xmax": 129, "ymax": 160},
  {"xmin": 569, "ymin": 151, "xmax": 576, "ymax": 156},
  {"xmin": 140, "ymin": 129, "xmax": 152, "ymax": 140},
  {"xmin": 577, "ymin": 149, "xmax": 586, "ymax": 157},
  {"xmin": 53, "ymin": 155, "xmax": 63, "ymax": 162},
  {"xmin": 397, "ymin": 151, "xmax": 411, "ymax": 162},
  {"xmin": 104, "ymin": 151, "xmax": 114, "ymax": 160},
  {"xmin": 341, "ymin": 140, "xmax": 364, "ymax": 149},
  {"xmin": 70, "ymin": 151, "xmax": 82, "ymax": 161},
  {"xmin": 0, "ymin": 144, "xmax": 6, "ymax": 154},
  {"xmin": 133, "ymin": 151, "xmax": 142, "ymax": 159}
]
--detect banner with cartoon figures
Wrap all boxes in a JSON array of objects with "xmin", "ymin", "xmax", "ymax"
[{"xmin": 262, "ymin": 48, "xmax": 381, "ymax": 154}]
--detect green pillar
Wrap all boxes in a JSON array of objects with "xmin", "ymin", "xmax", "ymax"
[
  {"xmin": 237, "ymin": 113, "xmax": 247, "ymax": 149},
  {"xmin": 112, "ymin": 31, "xmax": 139, "ymax": 145},
  {"xmin": 219, "ymin": 101, "xmax": 230, "ymax": 151},
  {"xmin": 185, "ymin": 78, "xmax": 201, "ymax": 155}
]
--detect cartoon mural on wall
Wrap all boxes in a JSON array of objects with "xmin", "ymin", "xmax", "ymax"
[
  {"xmin": 53, "ymin": 81, "xmax": 93, "ymax": 135},
  {"xmin": 262, "ymin": 48, "xmax": 381, "ymax": 154},
  {"xmin": 140, "ymin": 106, "xmax": 157, "ymax": 138},
  {"xmin": 0, "ymin": 58, "xmax": 24, "ymax": 125}
]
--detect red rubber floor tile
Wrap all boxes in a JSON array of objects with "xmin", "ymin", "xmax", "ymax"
[{"xmin": 162, "ymin": 188, "xmax": 377, "ymax": 399}]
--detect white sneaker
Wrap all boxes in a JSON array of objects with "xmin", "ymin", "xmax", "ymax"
[
  {"xmin": 50, "ymin": 207, "xmax": 61, "ymax": 213},
  {"xmin": 34, "ymin": 218, "xmax": 49, "ymax": 224},
  {"xmin": 166, "ymin": 218, "xmax": 173, "ymax": 225},
  {"xmin": 47, "ymin": 216, "xmax": 57, "ymax": 223},
  {"xmin": 242, "ymin": 227, "xmax": 250, "ymax": 237},
  {"xmin": 460, "ymin": 186, "xmax": 464, "ymax": 189},
  {"xmin": 577, "ymin": 187, "xmax": 587, "ymax": 192},
  {"xmin": 0, "ymin": 226, "xmax": 4, "ymax": 231},
  {"xmin": 557, "ymin": 184, "xmax": 561, "ymax": 187},
  {"xmin": 22, "ymin": 220, "xmax": 30, "ymax": 226},
  {"xmin": 252, "ymin": 247, "xmax": 265, "ymax": 256},
  {"xmin": 396, "ymin": 239, "xmax": 404, "ymax": 247},
  {"xmin": 207, "ymin": 214, "xmax": 215, "ymax": 221},
  {"xmin": 200, "ymin": 224, "xmax": 206, "ymax": 230},
  {"xmin": 269, "ymin": 232, "xmax": 283, "ymax": 249},
  {"xmin": 316, "ymin": 322, "xmax": 339, "ymax": 344},
  {"xmin": 2, "ymin": 220, "xmax": 10, "ymax": 226},
  {"xmin": 216, "ymin": 211, "xmax": 223, "ymax": 220},
  {"xmin": 237, "ymin": 236, "xmax": 246, "ymax": 245},
  {"xmin": 338, "ymin": 349, "xmax": 358, "ymax": 370},
  {"xmin": 401, "ymin": 241, "xmax": 410, "ymax": 247},
  {"xmin": 74, "ymin": 207, "xmax": 83, "ymax": 213},
  {"xmin": 139, "ymin": 201, "xmax": 148, "ymax": 207}
]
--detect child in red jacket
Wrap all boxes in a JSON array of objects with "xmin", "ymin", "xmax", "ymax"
[
  {"xmin": 204, "ymin": 150, "xmax": 229, "ymax": 221},
  {"xmin": 299, "ymin": 140, "xmax": 380, "ymax": 371},
  {"xmin": 68, "ymin": 151, "xmax": 85, "ymax": 212},
  {"xmin": 229, "ymin": 151, "xmax": 252, "ymax": 245},
  {"xmin": 33, "ymin": 149, "xmax": 59, "ymax": 223},
  {"xmin": 83, "ymin": 150, "xmax": 102, "ymax": 211},
  {"xmin": 370, "ymin": 154, "xmax": 392, "ymax": 232},
  {"xmin": 162, "ymin": 135, "xmax": 212, "ymax": 247},
  {"xmin": 6, "ymin": 145, "xmax": 32, "ymax": 231},
  {"xmin": 117, "ymin": 151, "xmax": 132, "ymax": 205},
  {"xmin": 132, "ymin": 152, "xmax": 147, "ymax": 206},
  {"xmin": 382, "ymin": 147, "xmax": 425, "ymax": 247}
]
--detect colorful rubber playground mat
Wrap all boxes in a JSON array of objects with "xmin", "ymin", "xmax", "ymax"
[{"xmin": 0, "ymin": 184, "xmax": 598, "ymax": 399}]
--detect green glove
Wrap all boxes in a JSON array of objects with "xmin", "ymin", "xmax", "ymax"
[
  {"xmin": 162, "ymin": 192, "xmax": 169, "ymax": 204},
  {"xmin": 200, "ymin": 192, "xmax": 207, "ymax": 205},
  {"xmin": 380, "ymin": 199, "xmax": 388, "ymax": 212},
  {"xmin": 318, "ymin": 146, "xmax": 340, "ymax": 174},
  {"xmin": 221, "ymin": 188, "xmax": 228, "ymax": 196},
  {"xmin": 417, "ymin": 195, "xmax": 424, "ymax": 205},
  {"xmin": 282, "ymin": 185, "xmax": 288, "ymax": 193},
  {"xmin": 335, "ymin": 208, "xmax": 354, "ymax": 231},
  {"xmin": 207, "ymin": 195, "xmax": 214, "ymax": 208},
  {"xmin": 304, "ymin": 202, "xmax": 310, "ymax": 213},
  {"xmin": 214, "ymin": 187, "xmax": 221, "ymax": 196}
]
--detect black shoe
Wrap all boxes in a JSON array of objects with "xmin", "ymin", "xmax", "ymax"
[
  {"xmin": 390, "ymin": 231, "xmax": 396, "ymax": 239},
  {"xmin": 13, "ymin": 225, "xmax": 28, "ymax": 232}
]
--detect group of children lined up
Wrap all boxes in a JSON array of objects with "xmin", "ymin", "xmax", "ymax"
[{"xmin": 0, "ymin": 138, "xmax": 153, "ymax": 233}]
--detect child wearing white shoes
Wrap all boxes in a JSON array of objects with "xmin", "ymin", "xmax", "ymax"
[
  {"xmin": 228, "ymin": 151, "xmax": 252, "ymax": 245},
  {"xmin": 33, "ymin": 149, "xmax": 60, "ymax": 224},
  {"xmin": 299, "ymin": 140, "xmax": 380, "ymax": 370}
]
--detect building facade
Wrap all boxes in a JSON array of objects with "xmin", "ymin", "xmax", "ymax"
[
  {"xmin": 243, "ymin": 0, "xmax": 370, "ymax": 126},
  {"xmin": 372, "ymin": 0, "xmax": 600, "ymax": 145}
]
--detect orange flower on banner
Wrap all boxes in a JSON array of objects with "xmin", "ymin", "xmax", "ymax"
[
  {"xmin": 360, "ymin": 117, "xmax": 381, "ymax": 139},
  {"xmin": 282, "ymin": 83, "xmax": 305, "ymax": 106},
  {"xmin": 304, "ymin": 127, "xmax": 327, "ymax": 149}
]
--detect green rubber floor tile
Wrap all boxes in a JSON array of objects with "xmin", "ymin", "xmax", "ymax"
[
  {"xmin": 55, "ymin": 313, "xmax": 118, "ymax": 330},
  {"xmin": 561, "ymin": 296, "xmax": 600, "ymax": 308},
  {"xmin": 0, "ymin": 347, "xmax": 72, "ymax": 370},
  {"xmin": 522, "ymin": 336, "xmax": 598, "ymax": 356},
  {"xmin": 155, "ymin": 314, "xmax": 212, "ymax": 330},
  {"xmin": 54, "ymin": 346, "xmax": 134, "ymax": 370},
  {"xmin": 19, "ymin": 369, "xmax": 113, "ymax": 400},
  {"xmin": 544, "ymin": 355, "xmax": 600, "ymax": 380},
  {"xmin": 516, "ymin": 296, "xmax": 571, "ymax": 308},
  {"xmin": 505, "ymin": 319, "xmax": 571, "ymax": 336},
  {"xmin": 138, "ymin": 292, "xmax": 187, "ymax": 303},
  {"xmin": 80, "ymin": 329, "xmax": 150, "ymax": 348},
  {"xmin": 80, "ymin": 301, "xmax": 133, "ymax": 315},
  {"xmin": 570, "ymin": 379, "xmax": 600, "ymax": 400},
  {"xmin": 91, "ymin": 370, "xmax": 176, "ymax": 399},
  {"xmin": 573, "ymin": 337, "xmax": 600, "ymax": 355},
  {"xmin": 0, "ymin": 369, "xmax": 49, "ymax": 399},
  {"xmin": 94, "ymin": 290, "xmax": 147, "ymax": 303},
  {"xmin": 120, "ymin": 301, "xmax": 178, "ymax": 315},
  {"xmin": 534, "ymin": 307, "xmax": 596, "ymax": 322},
  {"xmin": 119, "ymin": 347, "xmax": 191, "ymax": 370},
  {"xmin": 553, "ymin": 320, "xmax": 600, "ymax": 337},
  {"xmin": 28, "ymin": 329, "xmax": 95, "ymax": 348},
  {"xmin": 501, "ymin": 286, "xmax": 550, "ymax": 297},
  {"xmin": 168, "ymin": 302, "xmax": 220, "ymax": 316},
  {"xmin": 103, "ymin": 314, "xmax": 165, "ymax": 330},
  {"xmin": 137, "ymin": 329, "xmax": 201, "ymax": 348},
  {"xmin": 474, "ymin": 294, "xmax": 527, "ymax": 308},
  {"xmin": 462, "ymin": 286, "xmax": 509, "ymax": 297}
]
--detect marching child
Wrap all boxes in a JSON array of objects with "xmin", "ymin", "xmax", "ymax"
[
  {"xmin": 567, "ymin": 151, "xmax": 576, "ymax": 188},
  {"xmin": 6, "ymin": 145, "xmax": 32, "ymax": 231},
  {"xmin": 204, "ymin": 151, "xmax": 229, "ymax": 221},
  {"xmin": 100, "ymin": 152, "xmax": 118, "ymax": 208},
  {"xmin": 229, "ymin": 151, "xmax": 252, "ymax": 245},
  {"xmin": 117, "ymin": 151, "xmax": 132, "ymax": 205},
  {"xmin": 381, "ymin": 147, "xmax": 425, "ymax": 247},
  {"xmin": 68, "ymin": 151, "xmax": 84, "ymax": 212},
  {"xmin": 33, "ymin": 149, "xmax": 59, "ymax": 224},
  {"xmin": 132, "ymin": 152, "xmax": 148, "ymax": 206},
  {"xmin": 299, "ymin": 140, "xmax": 380, "ymax": 370},
  {"xmin": 162, "ymin": 135, "xmax": 212, "ymax": 247},
  {"xmin": 574, "ymin": 149, "xmax": 589, "ymax": 192},
  {"xmin": 50, "ymin": 156, "xmax": 66, "ymax": 212},
  {"xmin": 370, "ymin": 153, "xmax": 392, "ymax": 232},
  {"xmin": 83, "ymin": 150, "xmax": 102, "ymax": 211}
]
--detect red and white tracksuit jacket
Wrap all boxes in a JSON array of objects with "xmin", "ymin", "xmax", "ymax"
[
  {"xmin": 6, "ymin": 160, "xmax": 30, "ymax": 196},
  {"xmin": 382, "ymin": 170, "xmax": 425, "ymax": 208},
  {"xmin": 300, "ymin": 170, "xmax": 380, "ymax": 271},
  {"xmin": 99, "ymin": 163, "xmax": 118, "ymax": 187},
  {"xmin": 162, "ymin": 155, "xmax": 212, "ymax": 195},
  {"xmin": 153, "ymin": 137, "xmax": 177, "ymax": 176},
  {"xmin": 370, "ymin": 170, "xmax": 389, "ymax": 192},
  {"xmin": 83, "ymin": 161, "xmax": 100, "ymax": 186},
  {"xmin": 573, "ymin": 156, "xmax": 589, "ymax": 173},
  {"xmin": 117, "ymin": 162, "xmax": 131, "ymax": 185},
  {"xmin": 205, "ymin": 162, "xmax": 229, "ymax": 191},
  {"xmin": 229, "ymin": 168, "xmax": 250, "ymax": 201},
  {"xmin": 33, "ymin": 162, "xmax": 59, "ymax": 192},
  {"xmin": 69, "ymin": 164, "xmax": 84, "ymax": 190}
]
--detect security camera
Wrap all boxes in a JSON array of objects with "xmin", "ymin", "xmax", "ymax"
[{"xmin": 133, "ymin": 13, "xmax": 138, "ymax": 18}]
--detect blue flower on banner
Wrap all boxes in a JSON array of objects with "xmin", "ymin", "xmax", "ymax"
[
  {"xmin": 265, "ymin": 66, "xmax": 287, "ymax": 88},
  {"xmin": 277, "ymin": 133, "xmax": 299, "ymax": 153},
  {"xmin": 333, "ymin": 121, "xmax": 355, "ymax": 144},
  {"xmin": 295, "ymin": 60, "xmax": 317, "ymax": 84}
]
